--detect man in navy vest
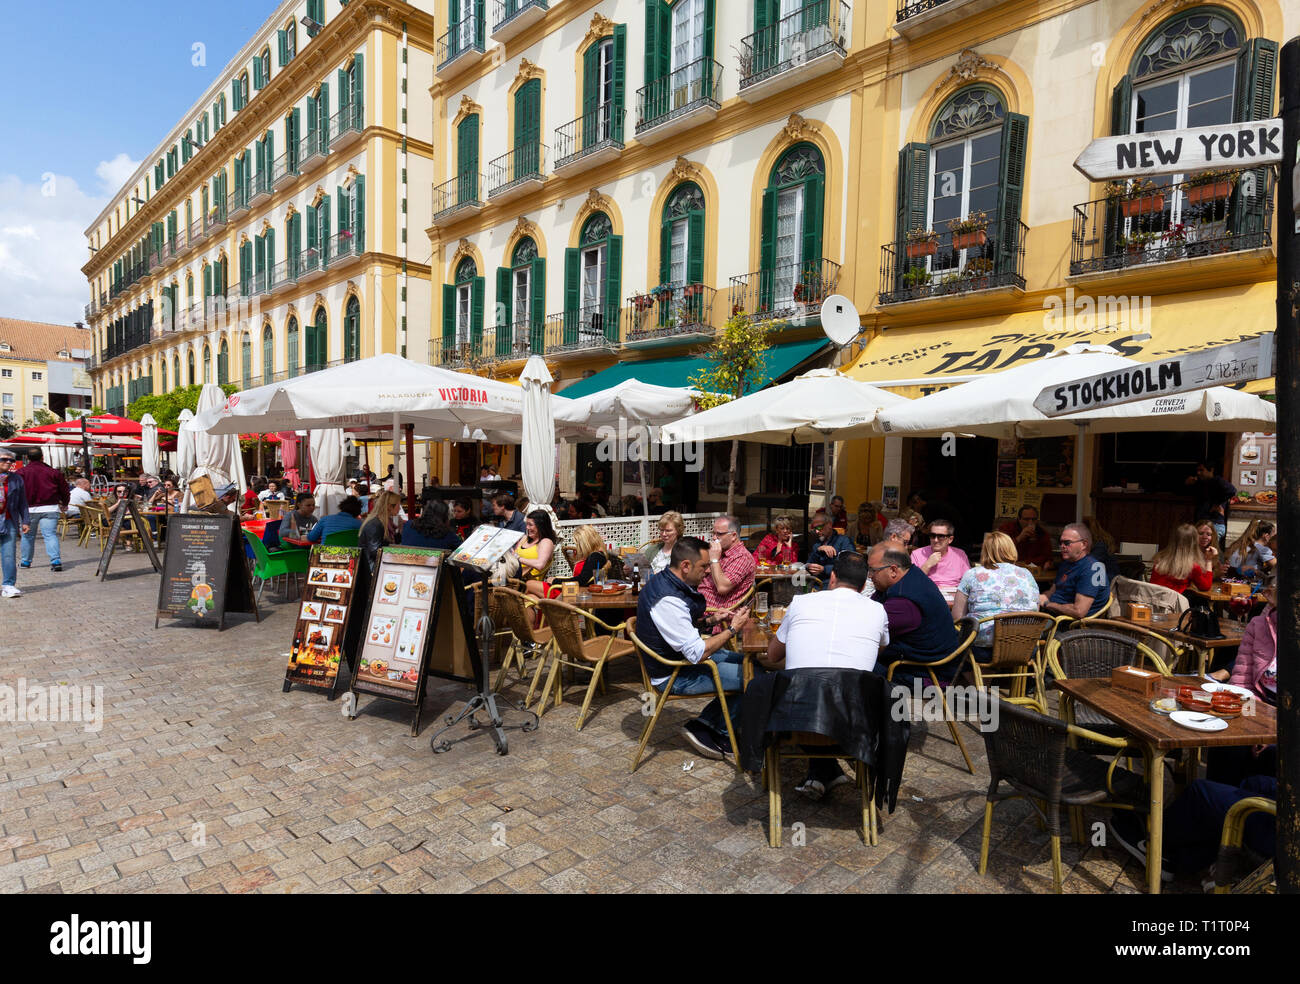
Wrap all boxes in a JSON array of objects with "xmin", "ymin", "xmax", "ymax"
[
  {"xmin": 866, "ymin": 543, "xmax": 958, "ymax": 674},
  {"xmin": 636, "ymin": 536, "xmax": 750, "ymax": 762}
]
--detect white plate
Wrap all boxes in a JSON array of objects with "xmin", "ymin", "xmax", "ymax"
[
  {"xmin": 1169, "ymin": 710, "xmax": 1229, "ymax": 732},
  {"xmin": 1201, "ymin": 681, "xmax": 1254, "ymax": 700}
]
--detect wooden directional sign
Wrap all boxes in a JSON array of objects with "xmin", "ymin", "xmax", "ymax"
[
  {"xmin": 1074, "ymin": 119, "xmax": 1283, "ymax": 181},
  {"xmin": 1034, "ymin": 334, "xmax": 1274, "ymax": 417}
]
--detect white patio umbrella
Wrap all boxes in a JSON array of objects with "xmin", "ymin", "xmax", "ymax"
[
  {"xmin": 176, "ymin": 409, "xmax": 197, "ymax": 508},
  {"xmin": 310, "ymin": 428, "xmax": 348, "ymax": 517},
  {"xmin": 185, "ymin": 383, "xmax": 247, "ymax": 510},
  {"xmin": 520, "ymin": 356, "xmax": 557, "ymax": 517},
  {"xmin": 140, "ymin": 413, "xmax": 160, "ymax": 478}
]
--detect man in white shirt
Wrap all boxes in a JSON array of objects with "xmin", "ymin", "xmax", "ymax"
[
  {"xmin": 758, "ymin": 551, "xmax": 890, "ymax": 799},
  {"xmin": 67, "ymin": 478, "xmax": 94, "ymax": 518}
]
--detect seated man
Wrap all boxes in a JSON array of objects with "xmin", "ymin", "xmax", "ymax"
[
  {"xmin": 910, "ymin": 518, "xmax": 970, "ymax": 590},
  {"xmin": 67, "ymin": 477, "xmax": 94, "ymax": 519},
  {"xmin": 882, "ymin": 518, "xmax": 915, "ymax": 553},
  {"xmin": 306, "ymin": 495, "xmax": 364, "ymax": 543},
  {"xmin": 636, "ymin": 536, "xmax": 750, "ymax": 762},
  {"xmin": 759, "ymin": 551, "xmax": 890, "ymax": 798},
  {"xmin": 1040, "ymin": 522, "xmax": 1110, "ymax": 618},
  {"xmin": 700, "ymin": 514, "xmax": 756, "ymax": 622},
  {"xmin": 492, "ymin": 492, "xmax": 527, "ymax": 534},
  {"xmin": 806, "ymin": 508, "xmax": 853, "ymax": 581},
  {"xmin": 866, "ymin": 543, "xmax": 959, "ymax": 670},
  {"xmin": 997, "ymin": 505, "xmax": 1052, "ymax": 567}
]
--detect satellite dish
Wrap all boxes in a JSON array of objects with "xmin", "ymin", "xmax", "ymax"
[{"xmin": 819, "ymin": 294, "xmax": 861, "ymax": 348}]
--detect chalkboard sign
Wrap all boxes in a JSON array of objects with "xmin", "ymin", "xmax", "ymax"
[
  {"xmin": 96, "ymin": 498, "xmax": 161, "ymax": 579},
  {"xmin": 155, "ymin": 514, "xmax": 260, "ymax": 629},
  {"xmin": 283, "ymin": 545, "xmax": 369, "ymax": 698}
]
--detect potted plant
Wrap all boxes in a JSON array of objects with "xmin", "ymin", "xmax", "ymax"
[
  {"xmin": 948, "ymin": 212, "xmax": 989, "ymax": 250},
  {"xmin": 1108, "ymin": 178, "xmax": 1166, "ymax": 217},
  {"xmin": 1119, "ymin": 230, "xmax": 1156, "ymax": 256},
  {"xmin": 905, "ymin": 227, "xmax": 939, "ymax": 258},
  {"xmin": 962, "ymin": 256, "xmax": 995, "ymax": 288},
  {"xmin": 1184, "ymin": 168, "xmax": 1238, "ymax": 206},
  {"xmin": 632, "ymin": 293, "xmax": 654, "ymax": 312},
  {"xmin": 902, "ymin": 266, "xmax": 931, "ymax": 290}
]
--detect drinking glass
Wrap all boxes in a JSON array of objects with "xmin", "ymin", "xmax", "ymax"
[
  {"xmin": 755, "ymin": 592, "xmax": 770, "ymax": 626},
  {"xmin": 770, "ymin": 605, "xmax": 785, "ymax": 631}
]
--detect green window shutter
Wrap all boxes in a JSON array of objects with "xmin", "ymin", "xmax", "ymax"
[
  {"xmin": 1111, "ymin": 75, "xmax": 1132, "ymax": 135},
  {"xmin": 287, "ymin": 323, "xmax": 298, "ymax": 377},
  {"xmin": 291, "ymin": 108, "xmax": 301, "ymax": 168},
  {"xmin": 759, "ymin": 186, "xmax": 776, "ymax": 309},
  {"xmin": 267, "ymin": 228, "xmax": 275, "ymax": 270},
  {"xmin": 320, "ymin": 82, "xmax": 330, "ymax": 152},
  {"xmin": 234, "ymin": 155, "xmax": 244, "ymax": 200},
  {"xmin": 1231, "ymin": 39, "xmax": 1277, "ymax": 239},
  {"xmin": 337, "ymin": 69, "xmax": 350, "ymax": 114},
  {"xmin": 644, "ymin": 1, "xmax": 660, "ymax": 83},
  {"xmin": 320, "ymin": 195, "xmax": 331, "ymax": 265},
  {"xmin": 529, "ymin": 256, "xmax": 546, "ymax": 353},
  {"xmin": 895, "ymin": 143, "xmax": 930, "ymax": 249},
  {"xmin": 265, "ymin": 131, "xmax": 274, "ymax": 175},
  {"xmin": 278, "ymin": 29, "xmax": 287, "ymax": 67},
  {"xmin": 240, "ymin": 241, "xmax": 252, "ymax": 292},
  {"xmin": 337, "ymin": 187, "xmax": 348, "ymax": 233},
  {"xmin": 703, "ymin": 0, "xmax": 716, "ymax": 60},
  {"xmin": 351, "ymin": 53, "xmax": 364, "ymax": 126},
  {"xmin": 263, "ymin": 330, "xmax": 273, "ymax": 379},
  {"xmin": 496, "ymin": 266, "xmax": 513, "ymax": 329},
  {"xmin": 442, "ymin": 284, "xmax": 456, "ymax": 348},
  {"xmin": 255, "ymin": 234, "xmax": 266, "ymax": 277},
  {"xmin": 470, "ymin": 276, "xmax": 485, "ymax": 351},
  {"xmin": 306, "ymin": 204, "xmax": 318, "ymax": 264},
  {"xmin": 475, "ymin": 0, "xmax": 485, "ymax": 48},
  {"xmin": 612, "ymin": 25, "xmax": 627, "ymax": 139},
  {"xmin": 307, "ymin": 91, "xmax": 318, "ymax": 138},
  {"xmin": 659, "ymin": 217, "xmax": 672, "ymax": 285},
  {"xmin": 231, "ymin": 78, "xmax": 239, "ymax": 111},
  {"xmin": 603, "ymin": 235, "xmax": 622, "ymax": 342},
  {"xmin": 253, "ymin": 56, "xmax": 263, "ymax": 90},
  {"xmin": 353, "ymin": 175, "xmax": 365, "ymax": 252},
  {"xmin": 582, "ymin": 41, "xmax": 600, "ymax": 124},
  {"xmin": 458, "ymin": 115, "xmax": 479, "ymax": 200},
  {"xmin": 995, "ymin": 112, "xmax": 1028, "ymax": 271},
  {"xmin": 203, "ymin": 264, "xmax": 212, "ymax": 299},
  {"xmin": 563, "ymin": 247, "xmax": 580, "ymax": 345},
  {"xmin": 686, "ymin": 210, "xmax": 705, "ymax": 286}
]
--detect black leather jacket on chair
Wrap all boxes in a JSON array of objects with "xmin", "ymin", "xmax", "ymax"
[
  {"xmin": 739, "ymin": 668, "xmax": 911, "ymax": 813},
  {"xmin": 359, "ymin": 519, "xmax": 394, "ymax": 570}
]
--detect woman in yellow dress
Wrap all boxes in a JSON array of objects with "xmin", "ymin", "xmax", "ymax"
[{"xmin": 514, "ymin": 510, "xmax": 557, "ymax": 598}]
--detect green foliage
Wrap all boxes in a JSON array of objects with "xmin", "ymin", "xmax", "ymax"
[
  {"xmin": 688, "ymin": 312, "xmax": 777, "ymax": 411},
  {"xmin": 25, "ymin": 409, "xmax": 58, "ymax": 427},
  {"xmin": 125, "ymin": 383, "xmax": 237, "ymax": 433},
  {"xmin": 0, "ymin": 420, "xmax": 14, "ymax": 440}
]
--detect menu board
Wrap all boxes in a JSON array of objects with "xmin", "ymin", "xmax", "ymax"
[
  {"xmin": 1229, "ymin": 431, "xmax": 1278, "ymax": 506},
  {"xmin": 97, "ymin": 498, "xmax": 161, "ymax": 579},
  {"xmin": 995, "ymin": 436, "xmax": 1074, "ymax": 520},
  {"xmin": 449, "ymin": 525, "xmax": 524, "ymax": 571},
  {"xmin": 284, "ymin": 546, "xmax": 366, "ymax": 697},
  {"xmin": 155, "ymin": 514, "xmax": 259, "ymax": 629},
  {"xmin": 352, "ymin": 548, "xmax": 445, "ymax": 702}
]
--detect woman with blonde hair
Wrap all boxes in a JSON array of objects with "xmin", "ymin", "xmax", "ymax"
[
  {"xmin": 952, "ymin": 531, "xmax": 1040, "ymax": 649},
  {"xmin": 648, "ymin": 510, "xmax": 685, "ymax": 574},
  {"xmin": 854, "ymin": 502, "xmax": 883, "ymax": 550},
  {"xmin": 359, "ymin": 489, "xmax": 403, "ymax": 568},
  {"xmin": 1150, "ymin": 523, "xmax": 1213, "ymax": 594},
  {"xmin": 1194, "ymin": 520, "xmax": 1223, "ymax": 576},
  {"xmin": 567, "ymin": 524, "xmax": 608, "ymax": 587},
  {"xmin": 1226, "ymin": 520, "xmax": 1275, "ymax": 577}
]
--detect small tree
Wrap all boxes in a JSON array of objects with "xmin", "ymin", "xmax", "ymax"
[
  {"xmin": 688, "ymin": 312, "xmax": 777, "ymax": 515},
  {"xmin": 24, "ymin": 409, "xmax": 58, "ymax": 428},
  {"xmin": 125, "ymin": 383, "xmax": 237, "ymax": 433}
]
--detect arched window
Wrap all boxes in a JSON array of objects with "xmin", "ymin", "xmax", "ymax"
[
  {"xmin": 174, "ymin": 354, "xmax": 181, "ymax": 391},
  {"xmin": 287, "ymin": 317, "xmax": 299, "ymax": 379},
  {"xmin": 218, "ymin": 339, "xmax": 229, "ymax": 385},
  {"xmin": 441, "ymin": 258, "xmax": 483, "ymax": 359},
  {"xmin": 241, "ymin": 332, "xmax": 252, "ymax": 389},
  {"xmin": 262, "ymin": 324, "xmax": 274, "ymax": 383},
  {"xmin": 160, "ymin": 358, "xmax": 167, "ymax": 393},
  {"xmin": 343, "ymin": 296, "xmax": 361, "ymax": 362},
  {"xmin": 307, "ymin": 307, "xmax": 327, "ymax": 373},
  {"xmin": 563, "ymin": 212, "xmax": 621, "ymax": 345},
  {"xmin": 497, "ymin": 237, "xmax": 544, "ymax": 357},
  {"xmin": 659, "ymin": 182, "xmax": 705, "ymax": 288},
  {"xmin": 579, "ymin": 27, "xmax": 625, "ymax": 151},
  {"xmin": 188, "ymin": 351, "xmax": 196, "ymax": 386},
  {"xmin": 761, "ymin": 143, "xmax": 826, "ymax": 306},
  {"xmin": 202, "ymin": 346, "xmax": 211, "ymax": 384}
]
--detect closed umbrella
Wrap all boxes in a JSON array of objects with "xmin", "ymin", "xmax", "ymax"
[
  {"xmin": 310, "ymin": 428, "xmax": 348, "ymax": 517},
  {"xmin": 140, "ymin": 413, "xmax": 160, "ymax": 478},
  {"xmin": 279, "ymin": 431, "xmax": 300, "ymax": 492},
  {"xmin": 185, "ymin": 384, "xmax": 246, "ymax": 511},
  {"xmin": 520, "ymin": 356, "xmax": 557, "ymax": 526},
  {"xmin": 177, "ymin": 409, "xmax": 197, "ymax": 507}
]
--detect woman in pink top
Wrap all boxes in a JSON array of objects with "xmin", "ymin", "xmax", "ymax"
[
  {"xmin": 910, "ymin": 518, "xmax": 970, "ymax": 589},
  {"xmin": 1214, "ymin": 578, "xmax": 1277, "ymax": 703}
]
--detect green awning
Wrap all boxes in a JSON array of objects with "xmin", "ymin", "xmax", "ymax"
[{"xmin": 556, "ymin": 338, "xmax": 828, "ymax": 400}]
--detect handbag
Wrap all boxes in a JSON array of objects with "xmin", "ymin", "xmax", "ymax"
[{"xmin": 1177, "ymin": 605, "xmax": 1224, "ymax": 640}]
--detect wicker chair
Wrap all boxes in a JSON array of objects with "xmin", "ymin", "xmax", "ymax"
[
  {"xmin": 1072, "ymin": 619, "xmax": 1188, "ymax": 674},
  {"xmin": 968, "ymin": 612, "xmax": 1058, "ymax": 707},
  {"xmin": 76, "ymin": 503, "xmax": 103, "ymax": 548},
  {"xmin": 490, "ymin": 586, "xmax": 555, "ymax": 702},
  {"xmin": 978, "ymin": 696, "xmax": 1148, "ymax": 892},
  {"xmin": 533, "ymin": 599, "xmax": 636, "ymax": 729},
  {"xmin": 625, "ymin": 616, "xmax": 742, "ymax": 773},
  {"xmin": 882, "ymin": 616, "xmax": 981, "ymax": 774},
  {"xmin": 1213, "ymin": 796, "xmax": 1276, "ymax": 894}
]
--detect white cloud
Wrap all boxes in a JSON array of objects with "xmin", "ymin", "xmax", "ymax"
[{"xmin": 96, "ymin": 153, "xmax": 141, "ymax": 195}]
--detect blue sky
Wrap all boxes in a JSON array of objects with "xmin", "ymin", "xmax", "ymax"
[{"xmin": 0, "ymin": 0, "xmax": 274, "ymax": 325}]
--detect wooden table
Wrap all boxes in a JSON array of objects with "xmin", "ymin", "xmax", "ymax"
[
  {"xmin": 1109, "ymin": 611, "xmax": 1245, "ymax": 674},
  {"xmin": 1019, "ymin": 564, "xmax": 1058, "ymax": 587},
  {"xmin": 1053, "ymin": 675, "xmax": 1275, "ymax": 894},
  {"xmin": 1188, "ymin": 582, "xmax": 1233, "ymax": 605},
  {"xmin": 571, "ymin": 589, "xmax": 639, "ymax": 610}
]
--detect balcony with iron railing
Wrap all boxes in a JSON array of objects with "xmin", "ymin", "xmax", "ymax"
[
  {"xmin": 206, "ymin": 203, "xmax": 227, "ymax": 235},
  {"xmin": 491, "ymin": 0, "xmax": 547, "ymax": 42},
  {"xmin": 730, "ymin": 258, "xmax": 842, "ymax": 322},
  {"xmin": 326, "ymin": 230, "xmax": 362, "ymax": 265},
  {"xmin": 261, "ymin": 358, "xmax": 348, "ymax": 385},
  {"xmin": 437, "ymin": 10, "xmax": 486, "ymax": 74},
  {"xmin": 298, "ymin": 244, "xmax": 327, "ymax": 281},
  {"xmin": 554, "ymin": 105, "xmax": 625, "ymax": 174},
  {"xmin": 1069, "ymin": 169, "xmax": 1275, "ymax": 278},
  {"xmin": 636, "ymin": 57, "xmax": 722, "ymax": 142},
  {"xmin": 738, "ymin": 0, "xmax": 849, "ymax": 102},
  {"xmin": 271, "ymin": 148, "xmax": 300, "ymax": 191},
  {"xmin": 895, "ymin": 0, "xmax": 1008, "ymax": 38},
  {"xmin": 249, "ymin": 168, "xmax": 273, "ymax": 205},
  {"xmin": 488, "ymin": 143, "xmax": 546, "ymax": 202},
  {"xmin": 328, "ymin": 103, "xmax": 365, "ymax": 150},
  {"xmin": 433, "ymin": 172, "xmax": 485, "ymax": 223},
  {"xmin": 431, "ymin": 321, "xmax": 538, "ymax": 368},
  {"xmin": 228, "ymin": 187, "xmax": 250, "ymax": 219},
  {"xmin": 543, "ymin": 305, "xmax": 621, "ymax": 357},
  {"xmin": 880, "ymin": 217, "xmax": 1027, "ymax": 305},
  {"xmin": 624, "ymin": 283, "xmax": 716, "ymax": 347},
  {"xmin": 188, "ymin": 218, "xmax": 206, "ymax": 250},
  {"xmin": 300, "ymin": 128, "xmax": 329, "ymax": 170}
]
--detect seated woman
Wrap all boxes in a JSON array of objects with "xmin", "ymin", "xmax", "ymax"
[
  {"xmin": 854, "ymin": 502, "xmax": 883, "ymax": 551},
  {"xmin": 567, "ymin": 525, "xmax": 607, "ymax": 588},
  {"xmin": 359, "ymin": 490, "xmax": 403, "ymax": 569},
  {"xmin": 1211, "ymin": 576, "xmax": 1277, "ymax": 704},
  {"xmin": 514, "ymin": 509, "xmax": 557, "ymax": 598},
  {"xmin": 1225, "ymin": 521, "xmax": 1275, "ymax": 578},
  {"xmin": 401, "ymin": 500, "xmax": 462, "ymax": 551},
  {"xmin": 646, "ymin": 510, "xmax": 684, "ymax": 575},
  {"xmin": 952, "ymin": 531, "xmax": 1041, "ymax": 655},
  {"xmin": 753, "ymin": 515, "xmax": 798, "ymax": 566},
  {"xmin": 1195, "ymin": 520, "xmax": 1224, "ymax": 578},
  {"xmin": 1149, "ymin": 522, "xmax": 1214, "ymax": 594},
  {"xmin": 277, "ymin": 491, "xmax": 317, "ymax": 546}
]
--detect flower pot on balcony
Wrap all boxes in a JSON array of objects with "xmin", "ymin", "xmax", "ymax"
[
  {"xmin": 906, "ymin": 240, "xmax": 938, "ymax": 258},
  {"xmin": 1121, "ymin": 194, "xmax": 1165, "ymax": 217},
  {"xmin": 1186, "ymin": 181, "xmax": 1233, "ymax": 205},
  {"xmin": 951, "ymin": 229, "xmax": 987, "ymax": 250}
]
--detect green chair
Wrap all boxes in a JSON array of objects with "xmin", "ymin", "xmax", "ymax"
[
  {"xmin": 323, "ymin": 529, "xmax": 359, "ymax": 547},
  {"xmin": 242, "ymin": 527, "xmax": 310, "ymax": 600}
]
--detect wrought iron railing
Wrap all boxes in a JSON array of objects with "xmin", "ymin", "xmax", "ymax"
[
  {"xmin": 433, "ymin": 172, "xmax": 485, "ymax": 221},
  {"xmin": 624, "ymin": 283, "xmax": 716, "ymax": 342},
  {"xmin": 492, "ymin": 0, "xmax": 547, "ymax": 33},
  {"xmin": 488, "ymin": 143, "xmax": 546, "ymax": 197},
  {"xmin": 432, "ymin": 320, "xmax": 537, "ymax": 367},
  {"xmin": 327, "ymin": 231, "xmax": 361, "ymax": 262},
  {"xmin": 437, "ymin": 9, "xmax": 485, "ymax": 69},
  {"xmin": 250, "ymin": 168, "xmax": 273, "ymax": 201},
  {"xmin": 636, "ymin": 57, "xmax": 722, "ymax": 134},
  {"xmin": 879, "ymin": 217, "xmax": 1027, "ymax": 304},
  {"xmin": 188, "ymin": 218, "xmax": 205, "ymax": 246},
  {"xmin": 729, "ymin": 258, "xmax": 842, "ymax": 321},
  {"xmin": 898, "ymin": 0, "xmax": 954, "ymax": 20},
  {"xmin": 544, "ymin": 305, "xmax": 620, "ymax": 353},
  {"xmin": 554, "ymin": 106, "xmax": 625, "ymax": 168},
  {"xmin": 300, "ymin": 127, "xmax": 329, "ymax": 165},
  {"xmin": 262, "ymin": 358, "xmax": 347, "ymax": 385},
  {"xmin": 1069, "ymin": 169, "xmax": 1275, "ymax": 276},
  {"xmin": 228, "ymin": 187, "xmax": 250, "ymax": 217},
  {"xmin": 299, "ymin": 245, "xmax": 326, "ymax": 278},
  {"xmin": 738, "ymin": 0, "xmax": 849, "ymax": 89},
  {"xmin": 328, "ymin": 103, "xmax": 364, "ymax": 143},
  {"xmin": 271, "ymin": 147, "xmax": 299, "ymax": 189}
]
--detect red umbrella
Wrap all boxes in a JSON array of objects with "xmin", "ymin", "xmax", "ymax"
[{"xmin": 22, "ymin": 413, "xmax": 178, "ymax": 440}]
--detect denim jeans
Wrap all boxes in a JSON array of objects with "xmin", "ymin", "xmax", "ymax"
[
  {"xmin": 0, "ymin": 524, "xmax": 18, "ymax": 587},
  {"xmin": 21, "ymin": 513, "xmax": 60, "ymax": 567},
  {"xmin": 656, "ymin": 649, "xmax": 744, "ymax": 740}
]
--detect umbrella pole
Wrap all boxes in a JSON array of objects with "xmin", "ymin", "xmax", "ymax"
[
  {"xmin": 405, "ymin": 424, "xmax": 416, "ymax": 515},
  {"xmin": 1074, "ymin": 423, "xmax": 1087, "ymax": 524},
  {"xmin": 391, "ymin": 411, "xmax": 401, "ymax": 494}
]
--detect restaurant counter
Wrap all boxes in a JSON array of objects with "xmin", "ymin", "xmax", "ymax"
[{"xmin": 1092, "ymin": 492, "xmax": 1196, "ymax": 544}]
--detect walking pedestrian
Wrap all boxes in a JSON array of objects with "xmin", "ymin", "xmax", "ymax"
[
  {"xmin": 0, "ymin": 450, "xmax": 32, "ymax": 597},
  {"xmin": 19, "ymin": 449, "xmax": 70, "ymax": 572}
]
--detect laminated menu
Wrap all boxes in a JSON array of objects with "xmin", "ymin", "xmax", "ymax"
[
  {"xmin": 284, "ymin": 545, "xmax": 364, "ymax": 697},
  {"xmin": 449, "ymin": 525, "xmax": 525, "ymax": 571}
]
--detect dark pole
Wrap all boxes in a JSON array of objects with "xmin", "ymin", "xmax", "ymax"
[
  {"xmin": 1276, "ymin": 35, "xmax": 1299, "ymax": 893},
  {"xmin": 81, "ymin": 415, "xmax": 91, "ymax": 481},
  {"xmin": 404, "ymin": 423, "xmax": 416, "ymax": 515}
]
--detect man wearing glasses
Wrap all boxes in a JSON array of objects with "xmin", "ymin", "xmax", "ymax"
[
  {"xmin": 910, "ymin": 519, "xmax": 969, "ymax": 590},
  {"xmin": 1040, "ymin": 523, "xmax": 1110, "ymax": 619},
  {"xmin": 701, "ymin": 514, "xmax": 755, "ymax": 624},
  {"xmin": 806, "ymin": 507, "xmax": 853, "ymax": 581},
  {"xmin": 0, "ymin": 451, "xmax": 32, "ymax": 597}
]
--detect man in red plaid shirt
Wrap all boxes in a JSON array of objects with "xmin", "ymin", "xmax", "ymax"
[{"xmin": 701, "ymin": 515, "xmax": 755, "ymax": 627}]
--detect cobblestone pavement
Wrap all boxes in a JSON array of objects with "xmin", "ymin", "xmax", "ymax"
[{"xmin": 0, "ymin": 540, "xmax": 1195, "ymax": 894}]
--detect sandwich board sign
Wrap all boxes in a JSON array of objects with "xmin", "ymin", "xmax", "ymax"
[
  {"xmin": 1033, "ymin": 334, "xmax": 1274, "ymax": 416},
  {"xmin": 1074, "ymin": 119, "xmax": 1283, "ymax": 181}
]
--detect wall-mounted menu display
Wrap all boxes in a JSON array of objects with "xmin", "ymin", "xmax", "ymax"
[{"xmin": 284, "ymin": 546, "xmax": 366, "ymax": 697}]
